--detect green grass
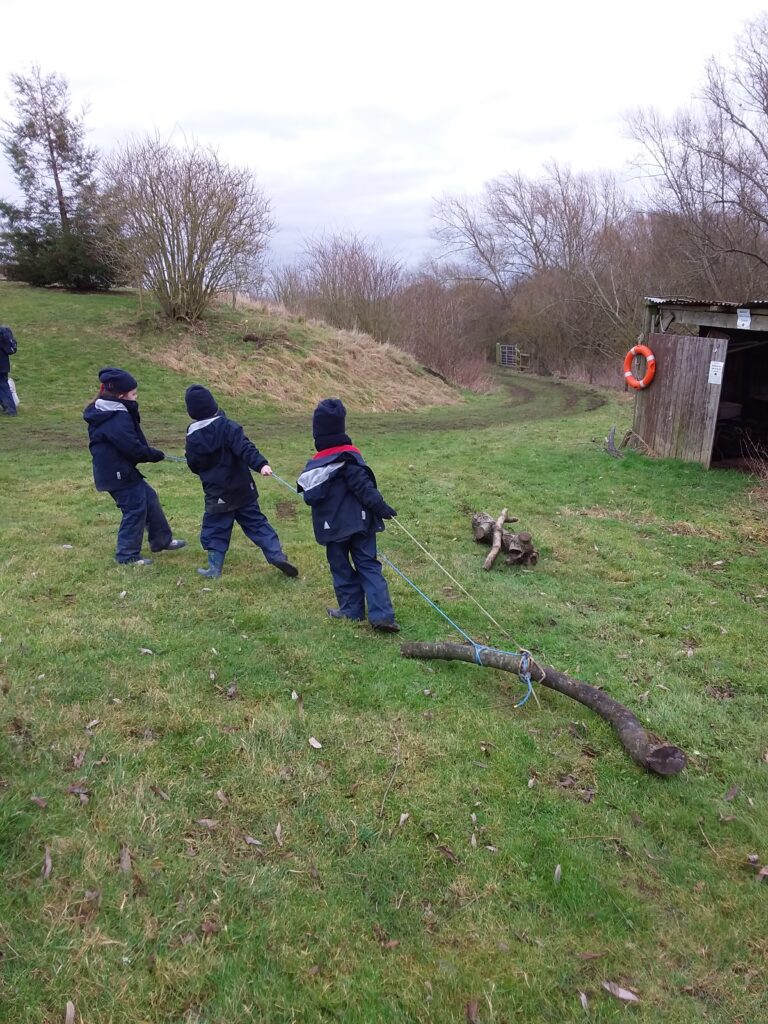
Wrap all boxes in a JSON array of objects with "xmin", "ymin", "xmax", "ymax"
[{"xmin": 1, "ymin": 283, "xmax": 767, "ymax": 1023}]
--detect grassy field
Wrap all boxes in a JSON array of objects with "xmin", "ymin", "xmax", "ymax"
[{"xmin": 1, "ymin": 282, "xmax": 767, "ymax": 1023}]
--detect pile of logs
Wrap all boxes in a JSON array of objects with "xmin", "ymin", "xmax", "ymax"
[{"xmin": 472, "ymin": 510, "xmax": 538, "ymax": 569}]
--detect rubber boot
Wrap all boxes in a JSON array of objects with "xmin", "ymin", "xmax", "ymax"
[{"xmin": 197, "ymin": 550, "xmax": 225, "ymax": 578}]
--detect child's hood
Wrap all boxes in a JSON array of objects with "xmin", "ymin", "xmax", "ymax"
[
  {"xmin": 186, "ymin": 413, "xmax": 227, "ymax": 454},
  {"xmin": 83, "ymin": 398, "xmax": 131, "ymax": 427}
]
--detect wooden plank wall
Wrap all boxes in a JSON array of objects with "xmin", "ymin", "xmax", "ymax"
[{"xmin": 632, "ymin": 333, "xmax": 728, "ymax": 466}]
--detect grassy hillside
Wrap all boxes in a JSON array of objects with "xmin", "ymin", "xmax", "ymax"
[{"xmin": 1, "ymin": 284, "xmax": 767, "ymax": 1023}]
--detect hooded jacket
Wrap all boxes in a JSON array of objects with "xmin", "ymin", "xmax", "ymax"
[
  {"xmin": 0, "ymin": 326, "xmax": 16, "ymax": 375},
  {"xmin": 83, "ymin": 398, "xmax": 164, "ymax": 491},
  {"xmin": 297, "ymin": 446, "xmax": 389, "ymax": 544},
  {"xmin": 185, "ymin": 412, "xmax": 268, "ymax": 514}
]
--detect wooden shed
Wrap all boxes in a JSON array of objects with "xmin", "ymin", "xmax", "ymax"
[{"xmin": 632, "ymin": 297, "xmax": 768, "ymax": 467}]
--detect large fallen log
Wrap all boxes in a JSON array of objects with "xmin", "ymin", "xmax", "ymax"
[{"xmin": 401, "ymin": 641, "xmax": 686, "ymax": 777}]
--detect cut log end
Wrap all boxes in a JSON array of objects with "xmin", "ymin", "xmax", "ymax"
[{"xmin": 645, "ymin": 745, "xmax": 688, "ymax": 776}]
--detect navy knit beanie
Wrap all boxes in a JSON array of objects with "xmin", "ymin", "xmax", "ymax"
[
  {"xmin": 185, "ymin": 385, "xmax": 219, "ymax": 420},
  {"xmin": 99, "ymin": 366, "xmax": 137, "ymax": 393},
  {"xmin": 312, "ymin": 398, "xmax": 351, "ymax": 450}
]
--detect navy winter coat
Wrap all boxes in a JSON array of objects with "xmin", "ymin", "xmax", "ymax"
[
  {"xmin": 83, "ymin": 398, "xmax": 165, "ymax": 491},
  {"xmin": 297, "ymin": 446, "xmax": 388, "ymax": 544},
  {"xmin": 0, "ymin": 326, "xmax": 16, "ymax": 375},
  {"xmin": 185, "ymin": 412, "xmax": 268, "ymax": 514}
]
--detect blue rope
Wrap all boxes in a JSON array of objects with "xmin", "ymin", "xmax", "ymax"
[
  {"xmin": 264, "ymin": 475, "xmax": 535, "ymax": 707},
  {"xmin": 381, "ymin": 554, "xmax": 534, "ymax": 708},
  {"xmin": 271, "ymin": 472, "xmax": 299, "ymax": 495}
]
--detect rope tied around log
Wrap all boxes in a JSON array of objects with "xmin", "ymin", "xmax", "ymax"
[{"xmin": 381, "ymin": 554, "xmax": 536, "ymax": 707}]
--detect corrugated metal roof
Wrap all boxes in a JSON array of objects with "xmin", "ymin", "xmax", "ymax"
[{"xmin": 645, "ymin": 296, "xmax": 768, "ymax": 309}]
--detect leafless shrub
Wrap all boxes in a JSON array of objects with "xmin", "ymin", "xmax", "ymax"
[
  {"xmin": 103, "ymin": 136, "xmax": 274, "ymax": 320},
  {"xmin": 271, "ymin": 233, "xmax": 402, "ymax": 341}
]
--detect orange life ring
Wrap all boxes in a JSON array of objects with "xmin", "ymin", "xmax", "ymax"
[{"xmin": 623, "ymin": 344, "xmax": 656, "ymax": 390}]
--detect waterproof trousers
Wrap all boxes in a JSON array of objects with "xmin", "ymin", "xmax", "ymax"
[
  {"xmin": 325, "ymin": 530, "xmax": 395, "ymax": 626},
  {"xmin": 0, "ymin": 373, "xmax": 17, "ymax": 415},
  {"xmin": 200, "ymin": 499, "xmax": 286, "ymax": 564},
  {"xmin": 110, "ymin": 480, "xmax": 173, "ymax": 563}
]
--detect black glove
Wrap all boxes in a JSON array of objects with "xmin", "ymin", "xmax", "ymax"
[
  {"xmin": 150, "ymin": 449, "xmax": 165, "ymax": 462},
  {"xmin": 376, "ymin": 502, "xmax": 397, "ymax": 519}
]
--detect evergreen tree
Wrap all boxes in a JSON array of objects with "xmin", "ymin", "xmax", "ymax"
[{"xmin": 0, "ymin": 67, "xmax": 119, "ymax": 290}]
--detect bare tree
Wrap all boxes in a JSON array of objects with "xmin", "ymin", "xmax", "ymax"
[
  {"xmin": 628, "ymin": 14, "xmax": 768, "ymax": 297},
  {"xmin": 103, "ymin": 136, "xmax": 274, "ymax": 320},
  {"xmin": 273, "ymin": 233, "xmax": 402, "ymax": 340}
]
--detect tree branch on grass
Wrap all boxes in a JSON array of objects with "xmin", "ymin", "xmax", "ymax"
[{"xmin": 400, "ymin": 641, "xmax": 687, "ymax": 776}]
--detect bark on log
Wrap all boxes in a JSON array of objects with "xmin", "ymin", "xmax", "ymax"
[
  {"xmin": 400, "ymin": 641, "xmax": 686, "ymax": 777},
  {"xmin": 472, "ymin": 512, "xmax": 538, "ymax": 566}
]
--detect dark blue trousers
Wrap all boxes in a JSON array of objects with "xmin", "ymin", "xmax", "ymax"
[
  {"xmin": 200, "ymin": 499, "xmax": 285, "ymax": 563},
  {"xmin": 0, "ymin": 373, "xmax": 17, "ymax": 415},
  {"xmin": 325, "ymin": 530, "xmax": 395, "ymax": 626},
  {"xmin": 110, "ymin": 480, "xmax": 173, "ymax": 563}
]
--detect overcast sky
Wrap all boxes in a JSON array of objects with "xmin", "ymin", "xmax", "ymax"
[{"xmin": 1, "ymin": 0, "xmax": 767, "ymax": 265}]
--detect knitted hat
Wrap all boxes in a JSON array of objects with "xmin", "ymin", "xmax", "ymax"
[
  {"xmin": 99, "ymin": 366, "xmax": 137, "ymax": 393},
  {"xmin": 312, "ymin": 397, "xmax": 351, "ymax": 450},
  {"xmin": 185, "ymin": 384, "xmax": 219, "ymax": 420}
]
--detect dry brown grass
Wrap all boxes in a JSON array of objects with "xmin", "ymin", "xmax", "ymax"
[{"xmin": 143, "ymin": 305, "xmax": 464, "ymax": 412}]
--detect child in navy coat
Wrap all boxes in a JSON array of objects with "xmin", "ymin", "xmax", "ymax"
[
  {"xmin": 184, "ymin": 385, "xmax": 298, "ymax": 579},
  {"xmin": 0, "ymin": 325, "xmax": 18, "ymax": 416},
  {"xmin": 83, "ymin": 367, "xmax": 186, "ymax": 564},
  {"xmin": 297, "ymin": 398, "xmax": 399, "ymax": 631}
]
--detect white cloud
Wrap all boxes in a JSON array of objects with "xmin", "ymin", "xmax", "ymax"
[{"xmin": 1, "ymin": 0, "xmax": 766, "ymax": 262}]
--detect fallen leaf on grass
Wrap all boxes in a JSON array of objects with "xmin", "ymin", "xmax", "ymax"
[
  {"xmin": 308, "ymin": 737, "xmax": 322, "ymax": 749},
  {"xmin": 85, "ymin": 719, "xmax": 101, "ymax": 731},
  {"xmin": 244, "ymin": 835, "xmax": 263, "ymax": 847},
  {"xmin": 72, "ymin": 751, "xmax": 85, "ymax": 769},
  {"xmin": 201, "ymin": 918, "xmax": 220, "ymax": 935},
  {"xmin": 196, "ymin": 819, "xmax": 218, "ymax": 829},
  {"xmin": 118, "ymin": 590, "xmax": 127, "ymax": 600},
  {"xmin": 66, "ymin": 781, "xmax": 90, "ymax": 804},
  {"xmin": 139, "ymin": 648, "xmax": 154, "ymax": 656},
  {"xmin": 150, "ymin": 785, "xmax": 169, "ymax": 801},
  {"xmin": 757, "ymin": 866, "xmax": 768, "ymax": 881},
  {"xmin": 274, "ymin": 822, "xmax": 284, "ymax": 846},
  {"xmin": 215, "ymin": 790, "xmax": 229, "ymax": 805},
  {"xmin": 602, "ymin": 981, "xmax": 640, "ymax": 1002},
  {"xmin": 65, "ymin": 1001, "xmax": 75, "ymax": 1024},
  {"xmin": 42, "ymin": 846, "xmax": 52, "ymax": 879},
  {"xmin": 724, "ymin": 785, "xmax": 741, "ymax": 802},
  {"xmin": 307, "ymin": 964, "xmax": 320, "ymax": 976},
  {"xmin": 554, "ymin": 864, "xmax": 562, "ymax": 885},
  {"xmin": 225, "ymin": 683, "xmax": 238, "ymax": 700},
  {"xmin": 465, "ymin": 999, "xmax": 481, "ymax": 1023},
  {"xmin": 30, "ymin": 796, "xmax": 47, "ymax": 808},
  {"xmin": 436, "ymin": 844, "xmax": 460, "ymax": 865},
  {"xmin": 579, "ymin": 991, "xmax": 589, "ymax": 1011},
  {"xmin": 119, "ymin": 845, "xmax": 132, "ymax": 873},
  {"xmin": 398, "ymin": 812, "xmax": 410, "ymax": 827}
]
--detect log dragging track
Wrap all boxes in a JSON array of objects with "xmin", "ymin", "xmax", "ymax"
[{"xmin": 401, "ymin": 642, "xmax": 686, "ymax": 777}]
